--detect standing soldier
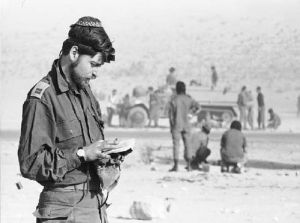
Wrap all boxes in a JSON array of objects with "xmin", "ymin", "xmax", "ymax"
[
  {"xmin": 18, "ymin": 16, "xmax": 122, "ymax": 223},
  {"xmin": 107, "ymin": 89, "xmax": 119, "ymax": 127},
  {"xmin": 256, "ymin": 86, "xmax": 265, "ymax": 129},
  {"xmin": 148, "ymin": 87, "xmax": 161, "ymax": 127},
  {"xmin": 168, "ymin": 81, "xmax": 200, "ymax": 171},
  {"xmin": 246, "ymin": 90, "xmax": 254, "ymax": 130},
  {"xmin": 166, "ymin": 67, "xmax": 177, "ymax": 86},
  {"xmin": 297, "ymin": 94, "xmax": 300, "ymax": 117},
  {"xmin": 237, "ymin": 86, "xmax": 248, "ymax": 129},
  {"xmin": 211, "ymin": 65, "xmax": 218, "ymax": 90}
]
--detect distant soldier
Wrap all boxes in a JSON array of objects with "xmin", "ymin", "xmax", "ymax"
[
  {"xmin": 256, "ymin": 86, "xmax": 265, "ymax": 129},
  {"xmin": 190, "ymin": 123, "xmax": 211, "ymax": 170},
  {"xmin": 246, "ymin": 90, "xmax": 254, "ymax": 130},
  {"xmin": 119, "ymin": 94, "xmax": 131, "ymax": 127},
  {"xmin": 168, "ymin": 81, "xmax": 200, "ymax": 171},
  {"xmin": 220, "ymin": 120, "xmax": 247, "ymax": 173},
  {"xmin": 297, "ymin": 94, "xmax": 300, "ymax": 117},
  {"xmin": 148, "ymin": 87, "xmax": 161, "ymax": 127},
  {"xmin": 267, "ymin": 108, "xmax": 281, "ymax": 129},
  {"xmin": 211, "ymin": 65, "xmax": 218, "ymax": 90},
  {"xmin": 237, "ymin": 86, "xmax": 248, "ymax": 129},
  {"xmin": 166, "ymin": 67, "xmax": 177, "ymax": 86},
  {"xmin": 107, "ymin": 89, "xmax": 119, "ymax": 127}
]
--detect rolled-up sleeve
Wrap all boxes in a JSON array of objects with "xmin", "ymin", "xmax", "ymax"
[{"xmin": 18, "ymin": 99, "xmax": 81, "ymax": 183}]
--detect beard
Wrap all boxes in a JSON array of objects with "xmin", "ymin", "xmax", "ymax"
[{"xmin": 70, "ymin": 61, "xmax": 90, "ymax": 89}]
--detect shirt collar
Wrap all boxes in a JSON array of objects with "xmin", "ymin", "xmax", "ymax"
[{"xmin": 52, "ymin": 59, "xmax": 70, "ymax": 93}]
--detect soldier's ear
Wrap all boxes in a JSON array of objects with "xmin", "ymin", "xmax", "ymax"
[{"xmin": 69, "ymin": 46, "xmax": 79, "ymax": 62}]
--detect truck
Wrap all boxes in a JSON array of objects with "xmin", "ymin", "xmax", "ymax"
[{"xmin": 124, "ymin": 85, "xmax": 238, "ymax": 128}]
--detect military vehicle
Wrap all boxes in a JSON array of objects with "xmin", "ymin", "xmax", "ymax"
[{"xmin": 124, "ymin": 85, "xmax": 238, "ymax": 128}]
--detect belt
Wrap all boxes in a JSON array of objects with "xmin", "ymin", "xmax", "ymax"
[{"xmin": 44, "ymin": 182, "xmax": 100, "ymax": 192}]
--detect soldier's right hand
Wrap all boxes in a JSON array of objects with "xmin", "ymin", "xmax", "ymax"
[{"xmin": 83, "ymin": 140, "xmax": 111, "ymax": 162}]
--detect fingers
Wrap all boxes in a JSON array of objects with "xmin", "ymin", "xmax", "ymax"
[
  {"xmin": 96, "ymin": 151, "xmax": 111, "ymax": 159},
  {"xmin": 93, "ymin": 140, "xmax": 105, "ymax": 149}
]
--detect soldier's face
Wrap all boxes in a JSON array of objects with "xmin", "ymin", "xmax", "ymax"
[{"xmin": 70, "ymin": 53, "xmax": 103, "ymax": 89}]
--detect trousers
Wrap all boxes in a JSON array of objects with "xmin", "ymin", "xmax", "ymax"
[
  {"xmin": 34, "ymin": 185, "xmax": 108, "ymax": 223},
  {"xmin": 171, "ymin": 129, "xmax": 191, "ymax": 161},
  {"xmin": 257, "ymin": 106, "xmax": 265, "ymax": 128}
]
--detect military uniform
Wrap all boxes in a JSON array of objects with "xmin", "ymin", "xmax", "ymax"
[
  {"xmin": 237, "ymin": 91, "xmax": 248, "ymax": 129},
  {"xmin": 18, "ymin": 60, "xmax": 117, "ymax": 223},
  {"xmin": 190, "ymin": 129, "xmax": 211, "ymax": 169},
  {"xmin": 257, "ymin": 92, "xmax": 265, "ymax": 129},
  {"xmin": 168, "ymin": 94, "xmax": 199, "ymax": 163},
  {"xmin": 220, "ymin": 129, "xmax": 247, "ymax": 164}
]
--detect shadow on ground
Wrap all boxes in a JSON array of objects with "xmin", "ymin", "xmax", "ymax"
[
  {"xmin": 245, "ymin": 159, "xmax": 300, "ymax": 170},
  {"xmin": 155, "ymin": 156, "xmax": 300, "ymax": 170}
]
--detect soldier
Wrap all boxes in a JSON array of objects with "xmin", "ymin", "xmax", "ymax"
[
  {"xmin": 148, "ymin": 87, "xmax": 161, "ymax": 127},
  {"xmin": 119, "ymin": 94, "xmax": 131, "ymax": 127},
  {"xmin": 237, "ymin": 86, "xmax": 248, "ymax": 129},
  {"xmin": 211, "ymin": 65, "xmax": 218, "ymax": 90},
  {"xmin": 256, "ymin": 86, "xmax": 265, "ymax": 129},
  {"xmin": 168, "ymin": 81, "xmax": 200, "ymax": 171},
  {"xmin": 166, "ymin": 67, "xmax": 177, "ymax": 86},
  {"xmin": 297, "ymin": 94, "xmax": 300, "ymax": 117},
  {"xmin": 190, "ymin": 122, "xmax": 212, "ymax": 170},
  {"xmin": 267, "ymin": 108, "xmax": 281, "ymax": 129},
  {"xmin": 107, "ymin": 89, "xmax": 119, "ymax": 127},
  {"xmin": 246, "ymin": 90, "xmax": 254, "ymax": 130},
  {"xmin": 220, "ymin": 120, "xmax": 247, "ymax": 174},
  {"xmin": 18, "ymin": 16, "xmax": 122, "ymax": 223}
]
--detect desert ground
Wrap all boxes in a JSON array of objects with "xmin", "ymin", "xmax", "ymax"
[
  {"xmin": 1, "ymin": 128, "xmax": 300, "ymax": 223},
  {"xmin": 1, "ymin": 0, "xmax": 300, "ymax": 222}
]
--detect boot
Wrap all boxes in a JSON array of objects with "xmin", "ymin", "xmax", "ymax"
[
  {"xmin": 169, "ymin": 160, "xmax": 179, "ymax": 172},
  {"xmin": 186, "ymin": 160, "xmax": 191, "ymax": 172}
]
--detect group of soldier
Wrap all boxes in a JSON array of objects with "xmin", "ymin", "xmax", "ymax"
[
  {"xmin": 237, "ymin": 85, "xmax": 281, "ymax": 130},
  {"xmin": 168, "ymin": 80, "xmax": 247, "ymax": 174}
]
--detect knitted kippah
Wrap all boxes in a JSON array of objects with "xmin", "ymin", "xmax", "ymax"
[{"xmin": 71, "ymin": 16, "xmax": 102, "ymax": 28}]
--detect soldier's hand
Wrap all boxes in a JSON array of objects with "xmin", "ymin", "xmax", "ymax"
[{"xmin": 83, "ymin": 140, "xmax": 111, "ymax": 162}]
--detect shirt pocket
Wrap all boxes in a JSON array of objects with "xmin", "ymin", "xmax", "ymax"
[
  {"xmin": 86, "ymin": 107, "xmax": 103, "ymax": 142},
  {"xmin": 56, "ymin": 119, "xmax": 82, "ymax": 142}
]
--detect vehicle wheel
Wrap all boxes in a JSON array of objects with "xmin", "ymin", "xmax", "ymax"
[
  {"xmin": 221, "ymin": 111, "xmax": 233, "ymax": 126},
  {"xmin": 127, "ymin": 106, "xmax": 148, "ymax": 128}
]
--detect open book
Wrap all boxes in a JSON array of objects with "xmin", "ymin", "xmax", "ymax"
[{"xmin": 101, "ymin": 138, "xmax": 135, "ymax": 156}]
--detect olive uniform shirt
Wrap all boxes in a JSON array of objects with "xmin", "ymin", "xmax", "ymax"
[
  {"xmin": 220, "ymin": 129, "xmax": 247, "ymax": 163},
  {"xmin": 168, "ymin": 94, "xmax": 199, "ymax": 132},
  {"xmin": 18, "ymin": 59, "xmax": 104, "ymax": 187}
]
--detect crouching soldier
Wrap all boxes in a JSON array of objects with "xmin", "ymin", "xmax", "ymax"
[
  {"xmin": 220, "ymin": 120, "xmax": 247, "ymax": 173},
  {"xmin": 190, "ymin": 123, "xmax": 211, "ymax": 170}
]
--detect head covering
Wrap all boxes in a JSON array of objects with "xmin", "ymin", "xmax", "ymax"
[{"xmin": 71, "ymin": 17, "xmax": 102, "ymax": 28}]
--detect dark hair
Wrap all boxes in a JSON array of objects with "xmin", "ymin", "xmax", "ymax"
[
  {"xmin": 256, "ymin": 86, "xmax": 261, "ymax": 91},
  {"xmin": 230, "ymin": 120, "xmax": 242, "ymax": 131},
  {"xmin": 169, "ymin": 67, "xmax": 175, "ymax": 72},
  {"xmin": 61, "ymin": 16, "xmax": 115, "ymax": 63},
  {"xmin": 268, "ymin": 108, "xmax": 273, "ymax": 113},
  {"xmin": 176, "ymin": 81, "xmax": 186, "ymax": 94},
  {"xmin": 241, "ymin": 86, "xmax": 246, "ymax": 91}
]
